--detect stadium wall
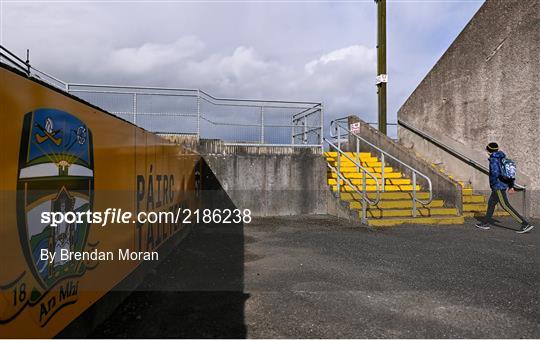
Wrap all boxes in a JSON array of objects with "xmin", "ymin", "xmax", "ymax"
[
  {"xmin": 397, "ymin": 0, "xmax": 539, "ymax": 218},
  {"xmin": 0, "ymin": 64, "xmax": 201, "ymax": 337}
]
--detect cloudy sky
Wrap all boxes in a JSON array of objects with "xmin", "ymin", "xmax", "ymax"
[{"xmin": 0, "ymin": 0, "xmax": 484, "ymax": 137}]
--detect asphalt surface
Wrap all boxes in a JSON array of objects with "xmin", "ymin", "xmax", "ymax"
[{"xmin": 90, "ymin": 215, "xmax": 539, "ymax": 338}]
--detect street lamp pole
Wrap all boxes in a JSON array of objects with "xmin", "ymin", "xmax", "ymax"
[{"xmin": 375, "ymin": 0, "xmax": 387, "ymax": 135}]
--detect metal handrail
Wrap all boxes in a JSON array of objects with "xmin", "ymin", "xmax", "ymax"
[
  {"xmin": 398, "ymin": 119, "xmax": 526, "ymax": 190},
  {"xmin": 324, "ymin": 137, "xmax": 380, "ymax": 223},
  {"xmin": 200, "ymin": 114, "xmax": 319, "ymax": 129},
  {"xmin": 330, "ymin": 119, "xmax": 433, "ymax": 217},
  {"xmin": 0, "ymin": 46, "xmax": 30, "ymax": 74},
  {"xmin": 328, "ymin": 117, "xmax": 398, "ymax": 138},
  {"xmin": 292, "ymin": 105, "xmax": 323, "ymax": 119},
  {"xmin": 69, "ymin": 83, "xmax": 319, "ymax": 109},
  {"xmin": 0, "ymin": 47, "xmax": 71, "ymax": 91}
]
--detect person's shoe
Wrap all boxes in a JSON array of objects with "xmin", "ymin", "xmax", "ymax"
[
  {"xmin": 475, "ymin": 222, "xmax": 491, "ymax": 230},
  {"xmin": 516, "ymin": 224, "xmax": 535, "ymax": 234}
]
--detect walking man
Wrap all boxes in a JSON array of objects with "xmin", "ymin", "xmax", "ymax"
[{"xmin": 475, "ymin": 142, "xmax": 534, "ymax": 233}]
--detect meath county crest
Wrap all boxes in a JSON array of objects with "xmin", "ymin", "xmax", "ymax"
[{"xmin": 6, "ymin": 108, "xmax": 95, "ymax": 325}]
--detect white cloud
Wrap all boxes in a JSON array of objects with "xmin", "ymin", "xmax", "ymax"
[
  {"xmin": 105, "ymin": 36, "xmax": 205, "ymax": 75},
  {"xmin": 305, "ymin": 45, "xmax": 375, "ymax": 76}
]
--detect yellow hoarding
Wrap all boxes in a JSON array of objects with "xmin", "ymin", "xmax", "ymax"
[{"xmin": 0, "ymin": 65, "xmax": 200, "ymax": 337}]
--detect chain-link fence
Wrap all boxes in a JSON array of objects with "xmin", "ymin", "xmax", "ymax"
[{"xmin": 66, "ymin": 84, "xmax": 323, "ymax": 147}]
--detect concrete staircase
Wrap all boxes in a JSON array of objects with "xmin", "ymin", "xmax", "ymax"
[
  {"xmin": 442, "ymin": 172, "xmax": 509, "ymax": 218},
  {"xmin": 325, "ymin": 151, "xmax": 464, "ymax": 227}
]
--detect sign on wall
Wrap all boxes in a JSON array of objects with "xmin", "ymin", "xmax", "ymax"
[{"xmin": 350, "ymin": 122, "xmax": 361, "ymax": 133}]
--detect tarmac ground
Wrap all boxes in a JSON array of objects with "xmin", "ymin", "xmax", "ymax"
[{"xmin": 90, "ymin": 215, "xmax": 539, "ymax": 338}]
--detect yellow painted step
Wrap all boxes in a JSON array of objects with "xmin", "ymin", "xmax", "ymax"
[
  {"xmin": 463, "ymin": 203, "xmax": 487, "ymax": 212},
  {"xmin": 336, "ymin": 166, "xmax": 394, "ymax": 173},
  {"xmin": 368, "ymin": 216, "xmax": 465, "ymax": 227},
  {"xmin": 349, "ymin": 199, "xmax": 445, "ymax": 210},
  {"xmin": 329, "ymin": 161, "xmax": 385, "ymax": 168},
  {"xmin": 462, "ymin": 188, "xmax": 473, "ymax": 195},
  {"xmin": 340, "ymin": 192, "xmax": 431, "ymax": 201},
  {"xmin": 328, "ymin": 178, "xmax": 412, "ymax": 186},
  {"xmin": 332, "ymin": 185, "xmax": 391, "ymax": 192},
  {"xmin": 324, "ymin": 152, "xmax": 372, "ymax": 158},
  {"xmin": 326, "ymin": 156, "xmax": 379, "ymax": 163},
  {"xmin": 328, "ymin": 172, "xmax": 403, "ymax": 179},
  {"xmin": 331, "ymin": 184, "xmax": 421, "ymax": 192},
  {"xmin": 463, "ymin": 203, "xmax": 510, "ymax": 215},
  {"xmin": 365, "ymin": 208, "xmax": 458, "ymax": 218},
  {"xmin": 463, "ymin": 211, "xmax": 510, "ymax": 217},
  {"xmin": 463, "ymin": 195, "xmax": 485, "ymax": 203},
  {"xmin": 327, "ymin": 157, "xmax": 380, "ymax": 164}
]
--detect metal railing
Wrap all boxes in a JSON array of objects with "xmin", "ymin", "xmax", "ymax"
[
  {"xmin": 330, "ymin": 118, "xmax": 433, "ymax": 217},
  {"xmin": 0, "ymin": 46, "xmax": 70, "ymax": 90},
  {"xmin": 398, "ymin": 119, "xmax": 527, "ymax": 190},
  {"xmin": 0, "ymin": 45, "xmax": 30, "ymax": 74},
  {"xmin": 0, "ymin": 45, "xmax": 323, "ymax": 148},
  {"xmin": 66, "ymin": 83, "xmax": 323, "ymax": 147},
  {"xmin": 324, "ymin": 136, "xmax": 380, "ymax": 224},
  {"xmin": 399, "ymin": 119, "xmax": 528, "ymax": 215}
]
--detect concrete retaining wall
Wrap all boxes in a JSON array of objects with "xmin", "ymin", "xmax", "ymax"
[
  {"xmin": 203, "ymin": 149, "xmax": 328, "ymax": 217},
  {"xmin": 397, "ymin": 0, "xmax": 538, "ymax": 217},
  {"xmin": 160, "ymin": 137, "xmax": 355, "ymax": 218}
]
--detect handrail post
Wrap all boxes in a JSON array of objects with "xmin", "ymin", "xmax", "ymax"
[
  {"xmin": 381, "ymin": 153, "xmax": 385, "ymax": 192},
  {"xmin": 319, "ymin": 105, "xmax": 323, "ymax": 146},
  {"xmin": 260, "ymin": 106, "xmax": 264, "ymax": 144},
  {"xmin": 412, "ymin": 172, "xmax": 417, "ymax": 217},
  {"xmin": 25, "ymin": 49, "xmax": 30, "ymax": 74},
  {"xmin": 133, "ymin": 93, "xmax": 137, "ymax": 125},
  {"xmin": 196, "ymin": 90, "xmax": 201, "ymax": 139},
  {"xmin": 337, "ymin": 149, "xmax": 341, "ymax": 199},
  {"xmin": 291, "ymin": 116, "xmax": 295, "ymax": 145},
  {"xmin": 337, "ymin": 124, "xmax": 341, "ymax": 198},
  {"xmin": 362, "ymin": 170, "xmax": 367, "ymax": 222},
  {"xmin": 356, "ymin": 138, "xmax": 360, "ymax": 172},
  {"xmin": 337, "ymin": 124, "xmax": 341, "ymax": 151},
  {"xmin": 303, "ymin": 118, "xmax": 307, "ymax": 144}
]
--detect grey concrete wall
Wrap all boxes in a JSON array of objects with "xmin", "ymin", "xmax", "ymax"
[
  {"xmin": 160, "ymin": 137, "xmax": 348, "ymax": 218},
  {"xmin": 347, "ymin": 117, "xmax": 463, "ymax": 212},
  {"xmin": 398, "ymin": 0, "xmax": 539, "ymax": 218},
  {"xmin": 203, "ymin": 147, "xmax": 329, "ymax": 217}
]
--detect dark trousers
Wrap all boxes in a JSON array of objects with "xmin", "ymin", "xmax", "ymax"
[{"xmin": 485, "ymin": 189, "xmax": 528, "ymax": 226}]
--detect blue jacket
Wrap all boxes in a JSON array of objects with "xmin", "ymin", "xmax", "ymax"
[{"xmin": 489, "ymin": 151, "xmax": 513, "ymax": 190}]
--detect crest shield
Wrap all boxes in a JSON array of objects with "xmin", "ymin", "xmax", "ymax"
[{"xmin": 16, "ymin": 108, "xmax": 94, "ymax": 292}]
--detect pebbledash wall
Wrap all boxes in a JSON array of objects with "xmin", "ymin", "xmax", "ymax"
[
  {"xmin": 0, "ymin": 64, "xmax": 200, "ymax": 337},
  {"xmin": 398, "ymin": 0, "xmax": 539, "ymax": 218}
]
